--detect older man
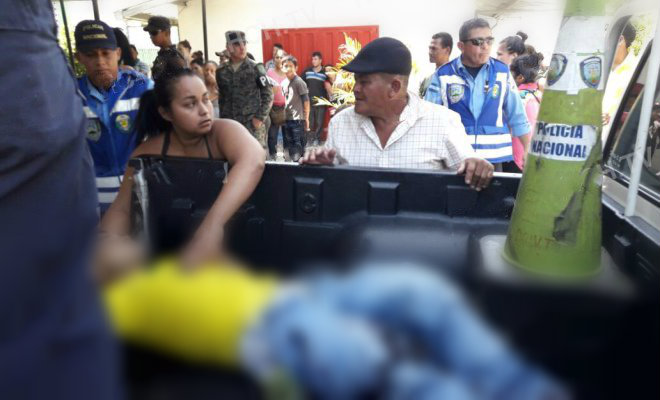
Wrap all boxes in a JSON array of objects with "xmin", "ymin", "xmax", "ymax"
[{"xmin": 301, "ymin": 37, "xmax": 493, "ymax": 191}]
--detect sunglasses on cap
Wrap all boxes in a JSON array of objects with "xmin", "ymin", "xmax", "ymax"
[{"xmin": 465, "ymin": 37, "xmax": 495, "ymax": 47}]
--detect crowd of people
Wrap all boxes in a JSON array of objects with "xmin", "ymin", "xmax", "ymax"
[{"xmin": 5, "ymin": 3, "xmax": 622, "ymax": 397}]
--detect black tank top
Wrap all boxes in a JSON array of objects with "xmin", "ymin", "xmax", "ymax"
[{"xmin": 161, "ymin": 131, "xmax": 214, "ymax": 159}]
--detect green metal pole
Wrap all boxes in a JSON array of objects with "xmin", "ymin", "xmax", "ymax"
[{"xmin": 503, "ymin": 0, "xmax": 610, "ymax": 278}]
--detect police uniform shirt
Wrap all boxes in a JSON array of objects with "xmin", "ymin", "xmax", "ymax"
[
  {"xmin": 79, "ymin": 69, "xmax": 153, "ymax": 211},
  {"xmin": 425, "ymin": 57, "xmax": 530, "ymax": 163},
  {"xmin": 216, "ymin": 57, "xmax": 273, "ymax": 123}
]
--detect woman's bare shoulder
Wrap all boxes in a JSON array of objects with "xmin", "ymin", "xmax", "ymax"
[{"xmin": 131, "ymin": 135, "xmax": 165, "ymax": 157}]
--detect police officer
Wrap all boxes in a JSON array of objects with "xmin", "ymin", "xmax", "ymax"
[
  {"xmin": 144, "ymin": 15, "xmax": 186, "ymax": 79},
  {"xmin": 75, "ymin": 20, "xmax": 153, "ymax": 212},
  {"xmin": 425, "ymin": 18, "xmax": 531, "ymax": 171},
  {"xmin": 216, "ymin": 30, "xmax": 273, "ymax": 148},
  {"xmin": 0, "ymin": 2, "xmax": 120, "ymax": 398}
]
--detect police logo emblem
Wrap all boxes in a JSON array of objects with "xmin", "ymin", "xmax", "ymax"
[
  {"xmin": 580, "ymin": 56, "xmax": 602, "ymax": 89},
  {"xmin": 86, "ymin": 118, "xmax": 102, "ymax": 142},
  {"xmin": 448, "ymin": 84, "xmax": 465, "ymax": 104},
  {"xmin": 115, "ymin": 113, "xmax": 132, "ymax": 133},
  {"xmin": 492, "ymin": 83, "xmax": 500, "ymax": 99},
  {"xmin": 547, "ymin": 54, "xmax": 568, "ymax": 86}
]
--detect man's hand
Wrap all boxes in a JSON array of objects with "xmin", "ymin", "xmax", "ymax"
[
  {"xmin": 252, "ymin": 118, "xmax": 264, "ymax": 129},
  {"xmin": 457, "ymin": 158, "xmax": 494, "ymax": 191},
  {"xmin": 299, "ymin": 147, "xmax": 336, "ymax": 165},
  {"xmin": 304, "ymin": 119, "xmax": 310, "ymax": 132}
]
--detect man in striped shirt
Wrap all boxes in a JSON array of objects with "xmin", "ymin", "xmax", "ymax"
[
  {"xmin": 301, "ymin": 37, "xmax": 494, "ymax": 191},
  {"xmin": 74, "ymin": 20, "xmax": 153, "ymax": 213}
]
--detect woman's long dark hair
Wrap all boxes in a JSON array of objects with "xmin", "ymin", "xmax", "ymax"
[
  {"xmin": 135, "ymin": 66, "xmax": 197, "ymax": 143},
  {"xmin": 510, "ymin": 52, "xmax": 544, "ymax": 84},
  {"xmin": 113, "ymin": 28, "xmax": 136, "ymax": 67},
  {"xmin": 501, "ymin": 31, "xmax": 528, "ymax": 56}
]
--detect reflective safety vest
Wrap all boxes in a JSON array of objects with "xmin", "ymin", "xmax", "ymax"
[
  {"xmin": 426, "ymin": 57, "xmax": 514, "ymax": 163},
  {"xmin": 77, "ymin": 70, "xmax": 152, "ymax": 211}
]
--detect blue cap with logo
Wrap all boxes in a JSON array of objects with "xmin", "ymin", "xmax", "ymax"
[{"xmin": 74, "ymin": 20, "xmax": 117, "ymax": 52}]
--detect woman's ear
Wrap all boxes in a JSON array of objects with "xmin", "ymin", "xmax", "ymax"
[{"xmin": 158, "ymin": 106, "xmax": 172, "ymax": 122}]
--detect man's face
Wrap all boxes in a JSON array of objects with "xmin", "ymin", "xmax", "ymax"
[
  {"xmin": 149, "ymin": 30, "xmax": 168, "ymax": 47},
  {"xmin": 353, "ymin": 73, "xmax": 391, "ymax": 117},
  {"xmin": 458, "ymin": 27, "xmax": 493, "ymax": 67},
  {"xmin": 428, "ymin": 38, "xmax": 450, "ymax": 65},
  {"xmin": 76, "ymin": 48, "xmax": 120, "ymax": 90},
  {"xmin": 283, "ymin": 60, "xmax": 297, "ymax": 79},
  {"xmin": 227, "ymin": 41, "xmax": 247, "ymax": 61},
  {"xmin": 312, "ymin": 55, "xmax": 322, "ymax": 68}
]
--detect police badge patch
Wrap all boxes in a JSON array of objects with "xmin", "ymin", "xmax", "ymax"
[
  {"xmin": 115, "ymin": 114, "xmax": 132, "ymax": 133},
  {"xmin": 547, "ymin": 54, "xmax": 568, "ymax": 86},
  {"xmin": 86, "ymin": 118, "xmax": 102, "ymax": 142},
  {"xmin": 492, "ymin": 83, "xmax": 500, "ymax": 99},
  {"xmin": 580, "ymin": 56, "xmax": 602, "ymax": 89},
  {"xmin": 448, "ymin": 84, "xmax": 465, "ymax": 104}
]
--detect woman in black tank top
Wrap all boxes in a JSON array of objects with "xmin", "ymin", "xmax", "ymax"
[{"xmin": 99, "ymin": 67, "xmax": 265, "ymax": 268}]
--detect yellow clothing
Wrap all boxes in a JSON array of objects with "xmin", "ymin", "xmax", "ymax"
[{"xmin": 104, "ymin": 258, "xmax": 277, "ymax": 366}]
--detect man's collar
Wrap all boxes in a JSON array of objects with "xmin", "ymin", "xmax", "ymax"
[
  {"xmin": 456, "ymin": 56, "xmax": 490, "ymax": 72},
  {"xmin": 86, "ymin": 69, "xmax": 122, "ymax": 101}
]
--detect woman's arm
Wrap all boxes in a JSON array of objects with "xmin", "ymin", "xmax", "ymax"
[
  {"xmin": 99, "ymin": 140, "xmax": 159, "ymax": 235},
  {"xmin": 183, "ymin": 119, "xmax": 265, "ymax": 265}
]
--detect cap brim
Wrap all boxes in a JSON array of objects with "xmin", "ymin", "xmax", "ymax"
[{"xmin": 342, "ymin": 59, "xmax": 374, "ymax": 74}]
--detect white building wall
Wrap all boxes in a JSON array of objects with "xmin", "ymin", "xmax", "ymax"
[{"xmin": 177, "ymin": 0, "xmax": 476, "ymax": 85}]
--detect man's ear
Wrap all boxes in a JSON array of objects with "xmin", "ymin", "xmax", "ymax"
[
  {"xmin": 390, "ymin": 77, "xmax": 402, "ymax": 96},
  {"xmin": 158, "ymin": 106, "xmax": 172, "ymax": 122},
  {"xmin": 74, "ymin": 52, "xmax": 82, "ymax": 63},
  {"xmin": 457, "ymin": 41, "xmax": 465, "ymax": 52}
]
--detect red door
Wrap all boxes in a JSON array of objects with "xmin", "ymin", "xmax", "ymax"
[
  {"xmin": 261, "ymin": 25, "xmax": 379, "ymax": 71},
  {"xmin": 261, "ymin": 25, "xmax": 379, "ymax": 141}
]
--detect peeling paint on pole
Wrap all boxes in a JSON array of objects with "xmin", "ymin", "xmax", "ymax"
[{"xmin": 503, "ymin": 0, "xmax": 609, "ymax": 278}]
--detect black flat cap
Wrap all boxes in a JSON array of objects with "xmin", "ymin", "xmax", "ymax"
[
  {"xmin": 343, "ymin": 37, "xmax": 412, "ymax": 76},
  {"xmin": 74, "ymin": 20, "xmax": 117, "ymax": 52},
  {"xmin": 143, "ymin": 16, "xmax": 171, "ymax": 32}
]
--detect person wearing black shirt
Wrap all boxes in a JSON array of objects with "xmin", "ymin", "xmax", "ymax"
[
  {"xmin": 144, "ymin": 16, "xmax": 185, "ymax": 80},
  {"xmin": 302, "ymin": 51, "xmax": 331, "ymax": 145}
]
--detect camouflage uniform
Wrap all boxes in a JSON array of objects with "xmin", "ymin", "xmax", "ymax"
[
  {"xmin": 151, "ymin": 45, "xmax": 185, "ymax": 80},
  {"xmin": 216, "ymin": 58, "xmax": 273, "ymax": 147}
]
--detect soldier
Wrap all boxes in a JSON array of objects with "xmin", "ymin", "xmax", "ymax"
[
  {"xmin": 143, "ymin": 15, "xmax": 185, "ymax": 79},
  {"xmin": 216, "ymin": 30, "xmax": 273, "ymax": 148}
]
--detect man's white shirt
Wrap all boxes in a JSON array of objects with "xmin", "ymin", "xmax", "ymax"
[{"xmin": 325, "ymin": 92, "xmax": 479, "ymax": 170}]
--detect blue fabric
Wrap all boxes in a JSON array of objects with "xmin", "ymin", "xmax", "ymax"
[
  {"xmin": 78, "ymin": 69, "xmax": 152, "ymax": 179},
  {"xmin": 257, "ymin": 262, "xmax": 566, "ymax": 400},
  {"xmin": 283, "ymin": 120, "xmax": 305, "ymax": 159},
  {"xmin": 0, "ymin": 1, "xmax": 121, "ymax": 398},
  {"xmin": 425, "ymin": 57, "xmax": 530, "ymax": 163}
]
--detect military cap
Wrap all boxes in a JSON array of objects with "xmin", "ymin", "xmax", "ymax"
[
  {"xmin": 343, "ymin": 37, "xmax": 412, "ymax": 76},
  {"xmin": 143, "ymin": 16, "xmax": 171, "ymax": 33},
  {"xmin": 74, "ymin": 20, "xmax": 117, "ymax": 52},
  {"xmin": 225, "ymin": 30, "xmax": 247, "ymax": 45}
]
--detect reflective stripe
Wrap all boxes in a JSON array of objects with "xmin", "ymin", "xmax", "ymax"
[
  {"xmin": 473, "ymin": 145, "xmax": 513, "ymax": 160},
  {"xmin": 111, "ymin": 98, "xmax": 140, "ymax": 114},
  {"xmin": 495, "ymin": 72, "xmax": 508, "ymax": 128},
  {"xmin": 96, "ymin": 175, "xmax": 122, "ymax": 189},
  {"xmin": 473, "ymin": 132, "xmax": 513, "ymax": 145},
  {"xmin": 98, "ymin": 191, "xmax": 118, "ymax": 204},
  {"xmin": 83, "ymin": 106, "xmax": 98, "ymax": 118}
]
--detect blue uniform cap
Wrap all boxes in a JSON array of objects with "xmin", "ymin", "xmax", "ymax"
[
  {"xmin": 343, "ymin": 37, "xmax": 412, "ymax": 76},
  {"xmin": 74, "ymin": 20, "xmax": 117, "ymax": 52}
]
